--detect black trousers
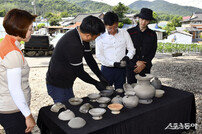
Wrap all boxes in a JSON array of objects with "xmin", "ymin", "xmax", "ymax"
[
  {"xmin": 0, "ymin": 112, "xmax": 31, "ymax": 134},
  {"xmin": 101, "ymin": 65, "xmax": 126, "ymax": 89},
  {"xmin": 126, "ymin": 61, "xmax": 151, "ymax": 84}
]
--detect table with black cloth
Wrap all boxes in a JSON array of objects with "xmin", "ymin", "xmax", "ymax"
[{"xmin": 37, "ymin": 86, "xmax": 196, "ymax": 134}]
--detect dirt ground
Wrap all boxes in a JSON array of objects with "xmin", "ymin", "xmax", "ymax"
[{"xmin": 0, "ymin": 53, "xmax": 201, "ymax": 134}]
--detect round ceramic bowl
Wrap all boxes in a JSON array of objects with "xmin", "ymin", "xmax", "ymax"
[
  {"xmin": 89, "ymin": 108, "xmax": 106, "ymax": 120},
  {"xmin": 100, "ymin": 90, "xmax": 113, "ymax": 97},
  {"xmin": 69, "ymin": 98, "xmax": 83, "ymax": 105},
  {"xmin": 88, "ymin": 93, "xmax": 101, "ymax": 102},
  {"xmin": 96, "ymin": 97, "xmax": 111, "ymax": 107},
  {"xmin": 79, "ymin": 103, "xmax": 93, "ymax": 114},
  {"xmin": 58, "ymin": 109, "xmax": 75, "ymax": 121},
  {"xmin": 108, "ymin": 103, "xmax": 123, "ymax": 114},
  {"xmin": 68, "ymin": 117, "xmax": 86, "ymax": 129},
  {"xmin": 50, "ymin": 102, "xmax": 66, "ymax": 113},
  {"xmin": 116, "ymin": 88, "xmax": 124, "ymax": 94},
  {"xmin": 155, "ymin": 89, "xmax": 165, "ymax": 98},
  {"xmin": 106, "ymin": 86, "xmax": 114, "ymax": 90}
]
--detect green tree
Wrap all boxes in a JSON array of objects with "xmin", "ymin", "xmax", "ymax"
[
  {"xmin": 118, "ymin": 22, "xmax": 124, "ymax": 28},
  {"xmin": 61, "ymin": 11, "xmax": 69, "ymax": 17},
  {"xmin": 37, "ymin": 23, "xmax": 45, "ymax": 29},
  {"xmin": 113, "ymin": 2, "xmax": 129, "ymax": 20},
  {"xmin": 49, "ymin": 16, "xmax": 61, "ymax": 26},
  {"xmin": 163, "ymin": 16, "xmax": 182, "ymax": 36},
  {"xmin": 122, "ymin": 18, "xmax": 132, "ymax": 24},
  {"xmin": 0, "ymin": 9, "xmax": 6, "ymax": 17},
  {"xmin": 44, "ymin": 12, "xmax": 54, "ymax": 20},
  {"xmin": 170, "ymin": 16, "xmax": 182, "ymax": 27},
  {"xmin": 150, "ymin": 11, "xmax": 158, "ymax": 23}
]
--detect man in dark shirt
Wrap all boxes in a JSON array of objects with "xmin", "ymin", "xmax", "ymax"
[
  {"xmin": 46, "ymin": 16, "xmax": 108, "ymax": 103},
  {"xmin": 127, "ymin": 8, "xmax": 157, "ymax": 84}
]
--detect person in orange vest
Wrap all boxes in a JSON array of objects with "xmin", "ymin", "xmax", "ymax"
[{"xmin": 0, "ymin": 9, "xmax": 36, "ymax": 134}]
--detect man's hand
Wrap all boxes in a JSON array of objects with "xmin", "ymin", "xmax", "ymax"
[
  {"xmin": 95, "ymin": 81, "xmax": 106, "ymax": 91},
  {"xmin": 134, "ymin": 61, "xmax": 146, "ymax": 73},
  {"xmin": 98, "ymin": 75, "xmax": 109, "ymax": 87},
  {"xmin": 25, "ymin": 114, "xmax": 36, "ymax": 133}
]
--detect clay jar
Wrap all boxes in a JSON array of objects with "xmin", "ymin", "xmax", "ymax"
[
  {"xmin": 151, "ymin": 77, "xmax": 162, "ymax": 89},
  {"xmin": 111, "ymin": 95, "xmax": 122, "ymax": 104},
  {"xmin": 133, "ymin": 74, "xmax": 155, "ymax": 104},
  {"xmin": 122, "ymin": 91, "xmax": 139, "ymax": 108}
]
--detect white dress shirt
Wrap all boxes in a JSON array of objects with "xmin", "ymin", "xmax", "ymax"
[{"xmin": 95, "ymin": 28, "xmax": 135, "ymax": 67}]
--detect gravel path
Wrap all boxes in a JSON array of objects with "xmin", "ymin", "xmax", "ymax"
[{"xmin": 0, "ymin": 53, "xmax": 201, "ymax": 134}]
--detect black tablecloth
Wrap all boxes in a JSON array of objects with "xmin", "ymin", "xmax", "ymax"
[{"xmin": 37, "ymin": 86, "xmax": 196, "ymax": 134}]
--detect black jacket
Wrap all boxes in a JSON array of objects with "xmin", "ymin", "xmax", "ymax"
[
  {"xmin": 46, "ymin": 28, "xmax": 101, "ymax": 88},
  {"xmin": 127, "ymin": 25, "xmax": 157, "ymax": 68}
]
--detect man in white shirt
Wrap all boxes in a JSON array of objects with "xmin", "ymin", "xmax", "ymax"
[{"xmin": 96, "ymin": 12, "xmax": 135, "ymax": 89}]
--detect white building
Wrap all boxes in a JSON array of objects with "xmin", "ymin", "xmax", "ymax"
[
  {"xmin": 148, "ymin": 24, "xmax": 166, "ymax": 40},
  {"xmin": 0, "ymin": 17, "xmax": 6, "ymax": 39},
  {"xmin": 167, "ymin": 31, "xmax": 193, "ymax": 44}
]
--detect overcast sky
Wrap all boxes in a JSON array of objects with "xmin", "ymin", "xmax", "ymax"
[{"xmin": 92, "ymin": 0, "xmax": 202, "ymax": 9}]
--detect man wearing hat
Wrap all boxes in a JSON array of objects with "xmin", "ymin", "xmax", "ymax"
[{"xmin": 127, "ymin": 8, "xmax": 157, "ymax": 84}]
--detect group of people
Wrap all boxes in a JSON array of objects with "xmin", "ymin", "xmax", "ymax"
[{"xmin": 0, "ymin": 7, "xmax": 157, "ymax": 134}]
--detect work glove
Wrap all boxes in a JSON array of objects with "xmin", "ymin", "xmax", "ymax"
[
  {"xmin": 121, "ymin": 56, "xmax": 129, "ymax": 63},
  {"xmin": 95, "ymin": 81, "xmax": 106, "ymax": 91},
  {"xmin": 114, "ymin": 62, "xmax": 126, "ymax": 68}
]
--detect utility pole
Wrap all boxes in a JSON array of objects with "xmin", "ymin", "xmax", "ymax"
[{"xmin": 32, "ymin": 0, "xmax": 37, "ymax": 30}]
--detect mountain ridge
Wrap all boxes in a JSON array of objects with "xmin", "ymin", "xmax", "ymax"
[{"xmin": 128, "ymin": 0, "xmax": 202, "ymax": 16}]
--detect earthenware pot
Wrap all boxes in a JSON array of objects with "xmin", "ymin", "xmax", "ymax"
[
  {"xmin": 133, "ymin": 74, "xmax": 155, "ymax": 104},
  {"xmin": 111, "ymin": 95, "xmax": 122, "ymax": 104},
  {"xmin": 122, "ymin": 91, "xmax": 139, "ymax": 108}
]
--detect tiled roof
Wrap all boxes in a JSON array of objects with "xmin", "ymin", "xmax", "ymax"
[
  {"xmin": 72, "ymin": 13, "xmax": 103, "ymax": 23},
  {"xmin": 182, "ymin": 12, "xmax": 202, "ymax": 22},
  {"xmin": 66, "ymin": 22, "xmax": 81, "ymax": 29},
  {"xmin": 171, "ymin": 30, "xmax": 192, "ymax": 36}
]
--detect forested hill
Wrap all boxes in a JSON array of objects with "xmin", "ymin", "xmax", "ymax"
[
  {"xmin": 129, "ymin": 0, "xmax": 202, "ymax": 16},
  {"xmin": 0, "ymin": 0, "xmax": 113, "ymax": 16},
  {"xmin": 0, "ymin": 0, "xmax": 87, "ymax": 16},
  {"xmin": 66, "ymin": 0, "xmax": 112, "ymax": 12}
]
